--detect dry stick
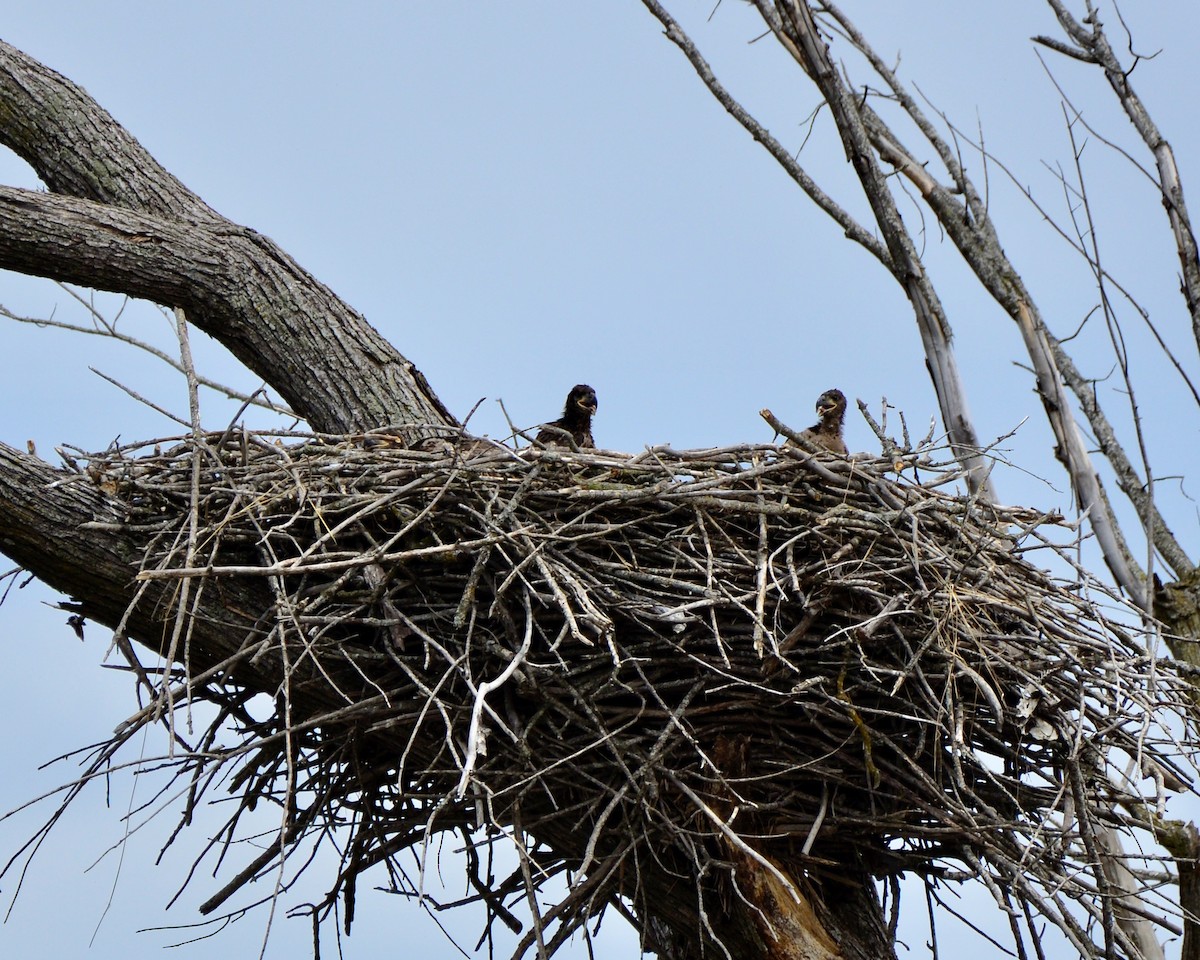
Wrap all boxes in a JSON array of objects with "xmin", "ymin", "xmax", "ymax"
[
  {"xmin": 1059, "ymin": 101, "xmax": 1163, "ymax": 612},
  {"xmin": 89, "ymin": 366, "xmax": 191, "ymax": 429},
  {"xmin": 0, "ymin": 300, "xmax": 290, "ymax": 416},
  {"xmin": 455, "ymin": 593, "xmax": 535, "ymax": 799},
  {"xmin": 639, "ymin": 0, "xmax": 887, "ymax": 265},
  {"xmin": 290, "ymin": 461, "xmax": 454, "ymax": 563},
  {"xmin": 756, "ymin": 409, "xmax": 842, "ymax": 483},
  {"xmin": 821, "ymin": 0, "xmax": 987, "ymax": 227},
  {"xmin": 752, "ymin": 458, "xmax": 770, "ymax": 656},
  {"xmin": 1012, "ymin": 299, "xmax": 1149, "ymax": 610},
  {"xmin": 856, "ymin": 398, "xmax": 911, "ymax": 471},
  {"xmin": 664, "ymin": 770, "xmax": 802, "ymax": 904},
  {"xmin": 258, "ymin": 630, "xmax": 296, "ymax": 960},
  {"xmin": 249, "ymin": 513, "xmax": 358, "ymax": 708},
  {"xmin": 1056, "ymin": 328, "xmax": 1193, "ymax": 580},
  {"xmin": 197, "ymin": 805, "xmax": 323, "ymax": 916},
  {"xmin": 158, "ymin": 308, "xmax": 205, "ymax": 736},
  {"xmin": 455, "ymin": 465, "xmax": 542, "ymax": 627},
  {"xmin": 513, "ymin": 854, "xmax": 624, "ymax": 960},
  {"xmin": 1, "ymin": 736, "xmax": 140, "ymax": 920},
  {"xmin": 511, "ymin": 805, "xmax": 549, "ymax": 960},
  {"xmin": 1040, "ymin": 0, "xmax": 1200, "ymax": 353},
  {"xmin": 1033, "ymin": 183, "xmax": 1173, "ymax": 569},
  {"xmin": 105, "ymin": 574, "xmax": 170, "ymax": 705},
  {"xmin": 1021, "ymin": 51, "xmax": 1200, "ymax": 407},
  {"xmin": 133, "ymin": 531, "xmax": 530, "ymax": 579}
]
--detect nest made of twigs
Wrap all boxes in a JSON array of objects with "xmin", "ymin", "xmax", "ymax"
[{"xmin": 64, "ymin": 430, "xmax": 1197, "ymax": 958}]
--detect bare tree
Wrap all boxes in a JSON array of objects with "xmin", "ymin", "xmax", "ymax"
[
  {"xmin": 1, "ymin": 4, "xmax": 1198, "ymax": 959},
  {"xmin": 638, "ymin": 0, "xmax": 1200, "ymax": 956}
]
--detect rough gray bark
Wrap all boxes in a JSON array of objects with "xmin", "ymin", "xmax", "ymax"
[
  {"xmin": 0, "ymin": 441, "xmax": 275, "ymax": 687},
  {"xmin": 6, "ymin": 6, "xmax": 1194, "ymax": 956},
  {"xmin": 0, "ymin": 39, "xmax": 455, "ymax": 438}
]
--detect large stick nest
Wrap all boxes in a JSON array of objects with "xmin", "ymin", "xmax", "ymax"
[{"xmin": 41, "ymin": 432, "xmax": 1199, "ymax": 957}]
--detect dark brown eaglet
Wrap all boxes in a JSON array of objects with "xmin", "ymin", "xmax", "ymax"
[
  {"xmin": 535, "ymin": 384, "xmax": 598, "ymax": 449},
  {"xmin": 792, "ymin": 388, "xmax": 847, "ymax": 456}
]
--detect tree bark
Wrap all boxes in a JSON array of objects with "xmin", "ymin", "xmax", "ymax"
[
  {"xmin": 0, "ymin": 441, "xmax": 279, "ymax": 691},
  {"xmin": 0, "ymin": 40, "xmax": 455, "ymax": 438}
]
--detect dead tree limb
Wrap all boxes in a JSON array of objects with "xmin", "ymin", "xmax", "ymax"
[{"xmin": 1040, "ymin": 1, "xmax": 1200, "ymax": 355}]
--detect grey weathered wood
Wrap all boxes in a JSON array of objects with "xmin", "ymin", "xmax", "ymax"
[{"xmin": 0, "ymin": 40, "xmax": 456, "ymax": 438}]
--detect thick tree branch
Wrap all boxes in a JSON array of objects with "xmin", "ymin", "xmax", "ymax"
[
  {"xmin": 0, "ymin": 436, "xmax": 880, "ymax": 960},
  {"xmin": 0, "ymin": 442, "xmax": 271, "ymax": 681},
  {"xmin": 1, "ymin": 20, "xmax": 1194, "ymax": 960},
  {"xmin": 0, "ymin": 40, "xmax": 217, "ymax": 221},
  {"xmin": 0, "ymin": 42, "xmax": 456, "ymax": 437},
  {"xmin": 0, "ymin": 185, "xmax": 455, "ymax": 436}
]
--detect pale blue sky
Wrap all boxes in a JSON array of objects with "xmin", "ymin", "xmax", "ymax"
[{"xmin": 1, "ymin": 4, "xmax": 1198, "ymax": 958}]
